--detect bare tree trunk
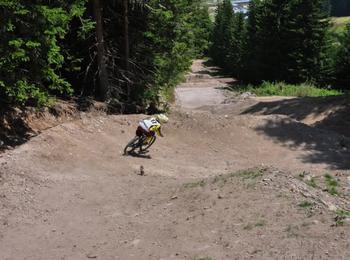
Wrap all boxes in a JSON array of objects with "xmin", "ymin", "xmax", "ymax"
[
  {"xmin": 93, "ymin": 0, "xmax": 109, "ymax": 100},
  {"xmin": 123, "ymin": 0, "xmax": 130, "ymax": 99}
]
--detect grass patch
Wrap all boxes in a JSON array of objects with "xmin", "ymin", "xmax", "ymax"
[
  {"xmin": 244, "ymin": 220, "xmax": 266, "ymax": 230},
  {"xmin": 298, "ymin": 171, "xmax": 309, "ymax": 180},
  {"xmin": 255, "ymin": 220, "xmax": 266, "ymax": 227},
  {"xmin": 183, "ymin": 180, "xmax": 206, "ymax": 189},
  {"xmin": 234, "ymin": 81, "xmax": 343, "ymax": 97},
  {"xmin": 298, "ymin": 201, "xmax": 315, "ymax": 217},
  {"xmin": 212, "ymin": 174, "xmax": 229, "ymax": 185},
  {"xmin": 330, "ymin": 16, "xmax": 350, "ymax": 34},
  {"xmin": 324, "ymin": 174, "xmax": 339, "ymax": 195},
  {"xmin": 298, "ymin": 201, "xmax": 314, "ymax": 208},
  {"xmin": 335, "ymin": 209, "xmax": 350, "ymax": 226},
  {"xmin": 305, "ymin": 177, "xmax": 318, "ymax": 188},
  {"xmin": 239, "ymin": 169, "xmax": 264, "ymax": 180}
]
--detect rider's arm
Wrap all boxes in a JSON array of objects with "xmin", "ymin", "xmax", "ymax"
[
  {"xmin": 157, "ymin": 127, "xmax": 164, "ymax": 137},
  {"xmin": 151, "ymin": 125, "xmax": 163, "ymax": 137}
]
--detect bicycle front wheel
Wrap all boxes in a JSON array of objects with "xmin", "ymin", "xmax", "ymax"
[
  {"xmin": 140, "ymin": 136, "xmax": 156, "ymax": 151},
  {"xmin": 124, "ymin": 136, "xmax": 140, "ymax": 155}
]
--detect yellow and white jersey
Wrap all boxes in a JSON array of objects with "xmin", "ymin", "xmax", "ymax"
[{"xmin": 139, "ymin": 118, "xmax": 161, "ymax": 134}]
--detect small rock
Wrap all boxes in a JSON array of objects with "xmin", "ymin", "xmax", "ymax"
[
  {"xmin": 304, "ymin": 175, "xmax": 311, "ymax": 181},
  {"xmin": 170, "ymin": 195, "xmax": 178, "ymax": 200},
  {"xmin": 218, "ymin": 194, "xmax": 223, "ymax": 199},
  {"xmin": 328, "ymin": 204, "xmax": 338, "ymax": 212},
  {"xmin": 86, "ymin": 253, "xmax": 97, "ymax": 259},
  {"xmin": 131, "ymin": 239, "xmax": 141, "ymax": 247},
  {"xmin": 240, "ymin": 92, "xmax": 255, "ymax": 99},
  {"xmin": 312, "ymin": 220, "xmax": 320, "ymax": 225},
  {"xmin": 224, "ymin": 115, "xmax": 229, "ymax": 119},
  {"xmin": 343, "ymin": 218, "xmax": 350, "ymax": 226}
]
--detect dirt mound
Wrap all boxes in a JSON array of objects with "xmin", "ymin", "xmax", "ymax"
[
  {"xmin": 0, "ymin": 99, "xmax": 107, "ymax": 150},
  {"xmin": 164, "ymin": 167, "xmax": 350, "ymax": 259}
]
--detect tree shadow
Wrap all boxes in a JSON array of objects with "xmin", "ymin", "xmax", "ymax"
[
  {"xmin": 201, "ymin": 60, "xmax": 234, "ymax": 78},
  {"xmin": 241, "ymin": 96, "xmax": 350, "ymax": 137},
  {"xmin": 241, "ymin": 96, "xmax": 350, "ymax": 170},
  {"xmin": 0, "ymin": 107, "xmax": 35, "ymax": 151},
  {"xmin": 254, "ymin": 117, "xmax": 350, "ymax": 170}
]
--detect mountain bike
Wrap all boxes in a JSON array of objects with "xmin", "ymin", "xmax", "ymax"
[{"xmin": 123, "ymin": 134, "xmax": 156, "ymax": 155}]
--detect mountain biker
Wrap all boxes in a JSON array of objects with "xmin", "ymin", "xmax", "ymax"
[{"xmin": 136, "ymin": 114, "xmax": 169, "ymax": 145}]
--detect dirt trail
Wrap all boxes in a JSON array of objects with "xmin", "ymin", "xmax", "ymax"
[{"xmin": 1, "ymin": 60, "xmax": 350, "ymax": 260}]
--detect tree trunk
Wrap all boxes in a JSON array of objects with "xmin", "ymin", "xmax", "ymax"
[
  {"xmin": 93, "ymin": 0, "xmax": 109, "ymax": 100},
  {"xmin": 123, "ymin": 0, "xmax": 130, "ymax": 99}
]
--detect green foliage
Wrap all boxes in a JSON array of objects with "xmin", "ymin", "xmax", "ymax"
[
  {"xmin": 334, "ymin": 24, "xmax": 350, "ymax": 88},
  {"xmin": 306, "ymin": 176, "xmax": 318, "ymax": 188},
  {"xmin": 235, "ymin": 82, "xmax": 343, "ymax": 97},
  {"xmin": 335, "ymin": 209, "xmax": 350, "ymax": 226},
  {"xmin": 0, "ymin": 0, "xmax": 211, "ymax": 108},
  {"xmin": 210, "ymin": 2, "xmax": 246, "ymax": 76},
  {"xmin": 298, "ymin": 201, "xmax": 314, "ymax": 208},
  {"xmin": 0, "ymin": 0, "xmax": 89, "ymax": 106},
  {"xmin": 330, "ymin": 16, "xmax": 350, "ymax": 34},
  {"xmin": 184, "ymin": 180, "xmax": 206, "ymax": 189},
  {"xmin": 324, "ymin": 173, "xmax": 339, "ymax": 195}
]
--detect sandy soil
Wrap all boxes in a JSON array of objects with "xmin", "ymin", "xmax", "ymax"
[{"xmin": 0, "ymin": 60, "xmax": 350, "ymax": 260}]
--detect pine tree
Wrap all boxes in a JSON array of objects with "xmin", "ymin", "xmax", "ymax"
[
  {"xmin": 243, "ymin": 0, "xmax": 272, "ymax": 82},
  {"xmin": 284, "ymin": 0, "xmax": 330, "ymax": 83},
  {"xmin": 210, "ymin": 0, "xmax": 235, "ymax": 70},
  {"xmin": 229, "ymin": 12, "xmax": 246, "ymax": 77},
  {"xmin": 335, "ymin": 24, "xmax": 350, "ymax": 88},
  {"xmin": 0, "ymin": 0, "xmax": 89, "ymax": 105},
  {"xmin": 242, "ymin": 0, "xmax": 330, "ymax": 84}
]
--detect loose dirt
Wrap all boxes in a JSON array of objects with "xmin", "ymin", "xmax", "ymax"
[{"xmin": 0, "ymin": 60, "xmax": 350, "ymax": 260}]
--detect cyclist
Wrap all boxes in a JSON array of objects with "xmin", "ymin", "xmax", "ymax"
[{"xmin": 136, "ymin": 114, "xmax": 169, "ymax": 145}]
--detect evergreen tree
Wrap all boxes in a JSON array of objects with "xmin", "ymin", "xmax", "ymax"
[
  {"xmin": 210, "ymin": 0, "xmax": 235, "ymax": 70},
  {"xmin": 0, "ymin": 0, "xmax": 90, "ymax": 105},
  {"xmin": 335, "ymin": 24, "xmax": 350, "ymax": 88},
  {"xmin": 284, "ymin": 0, "xmax": 330, "ymax": 83},
  {"xmin": 0, "ymin": 0, "xmax": 212, "ymax": 108},
  {"xmin": 242, "ymin": 0, "xmax": 330, "ymax": 84}
]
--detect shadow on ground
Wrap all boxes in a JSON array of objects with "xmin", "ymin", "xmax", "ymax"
[
  {"xmin": 201, "ymin": 60, "xmax": 234, "ymax": 78},
  {"xmin": 242, "ymin": 96, "xmax": 350, "ymax": 170},
  {"xmin": 0, "ymin": 107, "xmax": 35, "ymax": 150}
]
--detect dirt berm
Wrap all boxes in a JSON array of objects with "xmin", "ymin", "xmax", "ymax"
[{"xmin": 0, "ymin": 60, "xmax": 350, "ymax": 259}]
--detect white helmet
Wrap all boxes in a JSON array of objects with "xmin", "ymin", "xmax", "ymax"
[{"xmin": 156, "ymin": 114, "xmax": 169, "ymax": 124}]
